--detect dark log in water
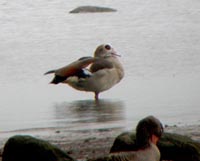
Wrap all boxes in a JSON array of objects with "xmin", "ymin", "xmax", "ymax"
[{"xmin": 69, "ymin": 6, "xmax": 117, "ymax": 13}]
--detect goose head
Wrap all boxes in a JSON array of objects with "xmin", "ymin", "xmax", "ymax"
[{"xmin": 94, "ymin": 44, "xmax": 120, "ymax": 58}]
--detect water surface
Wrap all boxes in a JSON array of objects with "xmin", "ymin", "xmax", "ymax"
[{"xmin": 0, "ymin": 0, "xmax": 200, "ymax": 132}]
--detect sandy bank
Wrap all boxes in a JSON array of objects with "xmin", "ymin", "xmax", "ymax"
[{"xmin": 0, "ymin": 125, "xmax": 199, "ymax": 160}]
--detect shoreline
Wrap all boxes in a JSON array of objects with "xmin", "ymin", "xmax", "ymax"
[{"xmin": 0, "ymin": 125, "xmax": 200, "ymax": 160}]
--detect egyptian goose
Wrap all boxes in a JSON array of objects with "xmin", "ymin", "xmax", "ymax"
[{"xmin": 44, "ymin": 44, "xmax": 124, "ymax": 100}]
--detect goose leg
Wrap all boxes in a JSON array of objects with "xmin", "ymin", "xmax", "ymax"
[{"xmin": 95, "ymin": 92, "xmax": 99, "ymax": 101}]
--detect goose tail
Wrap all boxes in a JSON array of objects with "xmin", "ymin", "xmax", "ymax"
[{"xmin": 44, "ymin": 70, "xmax": 56, "ymax": 75}]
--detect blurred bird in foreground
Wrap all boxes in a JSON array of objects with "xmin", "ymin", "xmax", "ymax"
[{"xmin": 44, "ymin": 44, "xmax": 124, "ymax": 100}]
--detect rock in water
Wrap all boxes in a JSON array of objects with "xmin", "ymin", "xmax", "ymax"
[
  {"xmin": 2, "ymin": 135, "xmax": 75, "ymax": 161},
  {"xmin": 69, "ymin": 6, "xmax": 117, "ymax": 13},
  {"xmin": 110, "ymin": 132, "xmax": 200, "ymax": 161}
]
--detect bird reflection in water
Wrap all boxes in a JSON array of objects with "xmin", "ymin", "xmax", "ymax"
[{"xmin": 53, "ymin": 99, "xmax": 125, "ymax": 129}]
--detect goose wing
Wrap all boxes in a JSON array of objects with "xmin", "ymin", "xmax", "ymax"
[
  {"xmin": 44, "ymin": 56, "xmax": 96, "ymax": 84},
  {"xmin": 90, "ymin": 58, "xmax": 114, "ymax": 73}
]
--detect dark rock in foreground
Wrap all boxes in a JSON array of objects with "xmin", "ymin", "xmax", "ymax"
[
  {"xmin": 110, "ymin": 132, "xmax": 200, "ymax": 161},
  {"xmin": 69, "ymin": 6, "xmax": 117, "ymax": 14},
  {"xmin": 3, "ymin": 132, "xmax": 200, "ymax": 161},
  {"xmin": 2, "ymin": 135, "xmax": 75, "ymax": 161}
]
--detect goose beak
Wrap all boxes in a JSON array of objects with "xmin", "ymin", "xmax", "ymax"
[
  {"xmin": 110, "ymin": 47, "xmax": 121, "ymax": 57},
  {"xmin": 111, "ymin": 51, "xmax": 121, "ymax": 57}
]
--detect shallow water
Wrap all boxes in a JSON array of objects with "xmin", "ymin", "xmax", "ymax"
[{"xmin": 0, "ymin": 0, "xmax": 200, "ymax": 132}]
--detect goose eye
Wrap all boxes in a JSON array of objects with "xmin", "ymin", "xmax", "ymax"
[{"xmin": 105, "ymin": 44, "xmax": 111, "ymax": 50}]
